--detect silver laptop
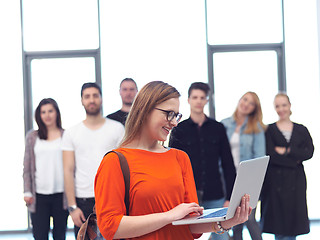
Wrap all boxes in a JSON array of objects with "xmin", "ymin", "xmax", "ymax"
[{"xmin": 172, "ymin": 155, "xmax": 269, "ymax": 225}]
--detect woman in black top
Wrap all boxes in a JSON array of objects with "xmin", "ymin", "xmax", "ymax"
[{"xmin": 261, "ymin": 93, "xmax": 314, "ymax": 240}]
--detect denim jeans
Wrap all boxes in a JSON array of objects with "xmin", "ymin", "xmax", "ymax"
[{"xmin": 202, "ymin": 198, "xmax": 229, "ymax": 240}]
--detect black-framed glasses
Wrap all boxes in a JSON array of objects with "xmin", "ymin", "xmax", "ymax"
[{"xmin": 155, "ymin": 108, "xmax": 182, "ymax": 122}]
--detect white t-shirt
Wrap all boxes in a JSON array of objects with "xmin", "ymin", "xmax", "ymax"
[
  {"xmin": 62, "ymin": 119, "xmax": 124, "ymax": 198},
  {"xmin": 34, "ymin": 137, "xmax": 64, "ymax": 194},
  {"xmin": 230, "ymin": 131, "xmax": 240, "ymax": 171}
]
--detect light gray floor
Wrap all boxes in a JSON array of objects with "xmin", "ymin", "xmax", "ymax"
[
  {"xmin": 1, "ymin": 222, "xmax": 319, "ymax": 240},
  {"xmin": 199, "ymin": 221, "xmax": 320, "ymax": 239},
  {"xmin": 0, "ymin": 231, "xmax": 74, "ymax": 240}
]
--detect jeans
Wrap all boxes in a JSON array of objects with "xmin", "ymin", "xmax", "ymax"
[
  {"xmin": 275, "ymin": 235, "xmax": 296, "ymax": 240},
  {"xmin": 31, "ymin": 193, "xmax": 69, "ymax": 240},
  {"xmin": 202, "ymin": 198, "xmax": 229, "ymax": 240},
  {"xmin": 232, "ymin": 208, "xmax": 262, "ymax": 240}
]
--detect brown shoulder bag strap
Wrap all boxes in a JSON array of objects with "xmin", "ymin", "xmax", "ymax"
[
  {"xmin": 110, "ymin": 151, "xmax": 130, "ymax": 215},
  {"xmin": 79, "ymin": 151, "xmax": 130, "ymax": 240},
  {"xmin": 95, "ymin": 151, "xmax": 130, "ymax": 214}
]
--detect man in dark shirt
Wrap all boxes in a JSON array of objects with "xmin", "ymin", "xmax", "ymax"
[
  {"xmin": 169, "ymin": 82, "xmax": 236, "ymax": 240},
  {"xmin": 107, "ymin": 78, "xmax": 138, "ymax": 125}
]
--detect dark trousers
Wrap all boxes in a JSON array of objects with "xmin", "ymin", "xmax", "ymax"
[
  {"xmin": 30, "ymin": 193, "xmax": 69, "ymax": 240},
  {"xmin": 232, "ymin": 208, "xmax": 262, "ymax": 240},
  {"xmin": 74, "ymin": 197, "xmax": 95, "ymax": 238}
]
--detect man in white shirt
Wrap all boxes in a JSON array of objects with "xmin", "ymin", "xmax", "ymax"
[{"xmin": 62, "ymin": 82, "xmax": 124, "ymax": 237}]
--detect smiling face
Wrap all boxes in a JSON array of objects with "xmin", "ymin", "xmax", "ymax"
[
  {"xmin": 145, "ymin": 97, "xmax": 180, "ymax": 142},
  {"xmin": 40, "ymin": 103, "xmax": 57, "ymax": 128},
  {"xmin": 274, "ymin": 95, "xmax": 291, "ymax": 120},
  {"xmin": 237, "ymin": 93, "xmax": 256, "ymax": 117}
]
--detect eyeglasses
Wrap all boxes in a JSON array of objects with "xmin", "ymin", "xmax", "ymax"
[{"xmin": 155, "ymin": 108, "xmax": 182, "ymax": 123}]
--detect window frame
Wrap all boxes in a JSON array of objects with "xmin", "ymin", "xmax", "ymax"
[
  {"xmin": 19, "ymin": 0, "xmax": 102, "ymax": 232},
  {"xmin": 207, "ymin": 43, "xmax": 286, "ymax": 118},
  {"xmin": 22, "ymin": 49, "xmax": 102, "ymax": 134},
  {"xmin": 205, "ymin": 0, "xmax": 286, "ymax": 118}
]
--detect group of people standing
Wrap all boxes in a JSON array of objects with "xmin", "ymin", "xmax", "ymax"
[
  {"xmin": 170, "ymin": 82, "xmax": 313, "ymax": 240},
  {"xmin": 23, "ymin": 79, "xmax": 314, "ymax": 240},
  {"xmin": 23, "ymin": 79, "xmax": 136, "ymax": 239}
]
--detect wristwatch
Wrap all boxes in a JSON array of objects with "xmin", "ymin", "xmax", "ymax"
[{"xmin": 68, "ymin": 205, "xmax": 77, "ymax": 213}]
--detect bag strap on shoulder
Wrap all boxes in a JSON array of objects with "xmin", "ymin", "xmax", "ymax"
[
  {"xmin": 95, "ymin": 151, "xmax": 130, "ymax": 215},
  {"xmin": 108, "ymin": 150, "xmax": 130, "ymax": 215},
  {"xmin": 78, "ymin": 151, "xmax": 130, "ymax": 240}
]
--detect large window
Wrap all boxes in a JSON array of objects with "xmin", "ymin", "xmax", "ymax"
[
  {"xmin": 2, "ymin": 0, "xmax": 208, "ymax": 232},
  {"xmin": 22, "ymin": 0, "xmax": 99, "ymax": 51},
  {"xmin": 213, "ymin": 51, "xmax": 278, "ymax": 124},
  {"xmin": 283, "ymin": 0, "xmax": 320, "ymax": 220},
  {"xmin": 207, "ymin": 0, "xmax": 320, "ymax": 221},
  {"xmin": 0, "ymin": 1, "xmax": 26, "ymax": 231},
  {"xmin": 1, "ymin": 0, "xmax": 319, "ymax": 234},
  {"xmin": 31, "ymin": 58, "xmax": 96, "ymax": 128},
  {"xmin": 206, "ymin": 0, "xmax": 283, "ymax": 45},
  {"xmin": 99, "ymin": 0, "xmax": 208, "ymax": 118}
]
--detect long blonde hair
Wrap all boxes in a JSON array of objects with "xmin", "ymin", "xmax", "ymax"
[
  {"xmin": 120, "ymin": 81, "xmax": 180, "ymax": 147},
  {"xmin": 233, "ymin": 91, "xmax": 266, "ymax": 134}
]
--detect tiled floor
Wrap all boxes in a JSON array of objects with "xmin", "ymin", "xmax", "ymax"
[{"xmin": 1, "ymin": 221, "xmax": 319, "ymax": 240}]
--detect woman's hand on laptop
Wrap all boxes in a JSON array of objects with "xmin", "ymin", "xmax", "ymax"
[
  {"xmin": 220, "ymin": 194, "xmax": 252, "ymax": 230},
  {"xmin": 167, "ymin": 202, "xmax": 204, "ymax": 222}
]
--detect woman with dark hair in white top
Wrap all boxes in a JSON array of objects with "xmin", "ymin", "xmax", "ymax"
[{"xmin": 23, "ymin": 98, "xmax": 68, "ymax": 240}]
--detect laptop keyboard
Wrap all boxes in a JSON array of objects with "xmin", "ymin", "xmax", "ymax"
[{"xmin": 198, "ymin": 208, "xmax": 228, "ymax": 219}]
